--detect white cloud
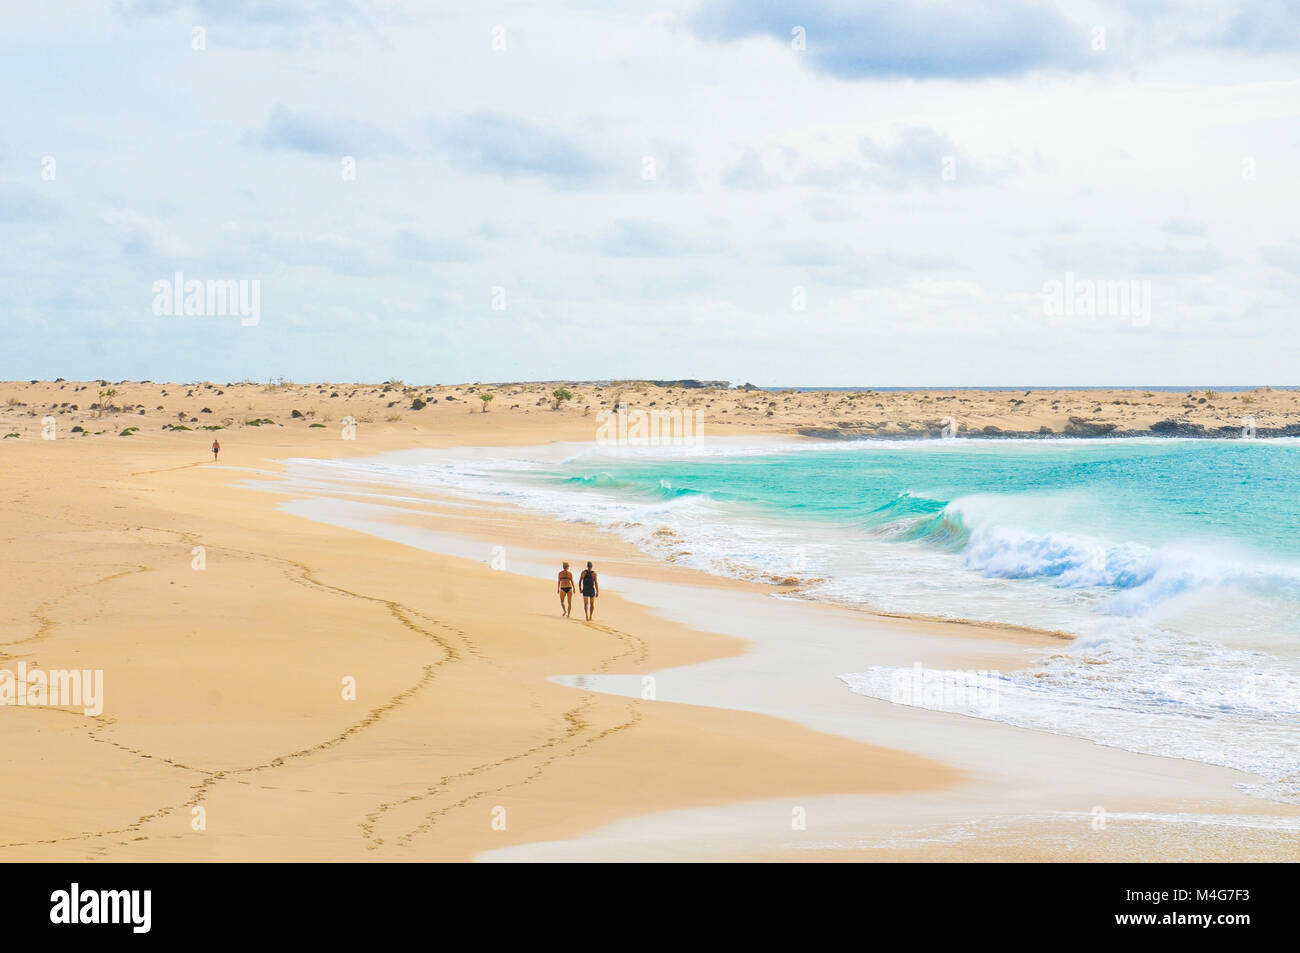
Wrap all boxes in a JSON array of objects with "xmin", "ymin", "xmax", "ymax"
[{"xmin": 0, "ymin": 1, "xmax": 1297, "ymax": 384}]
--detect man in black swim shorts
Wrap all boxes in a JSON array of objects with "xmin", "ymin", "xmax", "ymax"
[{"xmin": 579, "ymin": 562, "xmax": 598, "ymax": 621}]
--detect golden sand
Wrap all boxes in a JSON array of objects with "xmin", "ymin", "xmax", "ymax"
[{"xmin": 2, "ymin": 379, "xmax": 1297, "ymax": 861}]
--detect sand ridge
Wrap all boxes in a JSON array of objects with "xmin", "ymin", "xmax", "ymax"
[{"xmin": 4, "ymin": 379, "xmax": 1299, "ymax": 448}]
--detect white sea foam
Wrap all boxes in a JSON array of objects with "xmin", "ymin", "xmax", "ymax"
[
  {"xmin": 840, "ymin": 646, "xmax": 1300, "ymax": 803},
  {"xmin": 282, "ymin": 441, "xmax": 1300, "ymax": 804}
]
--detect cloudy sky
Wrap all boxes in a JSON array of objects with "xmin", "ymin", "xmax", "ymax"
[{"xmin": 3, "ymin": 0, "xmax": 1299, "ymax": 386}]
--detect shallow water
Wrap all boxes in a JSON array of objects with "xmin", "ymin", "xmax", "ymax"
[{"xmin": 289, "ymin": 437, "xmax": 1300, "ymax": 802}]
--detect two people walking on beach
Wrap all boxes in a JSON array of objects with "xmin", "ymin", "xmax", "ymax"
[{"xmin": 557, "ymin": 561, "xmax": 599, "ymax": 620}]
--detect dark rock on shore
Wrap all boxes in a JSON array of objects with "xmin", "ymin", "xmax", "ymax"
[
  {"xmin": 797, "ymin": 427, "xmax": 850, "ymax": 439},
  {"xmin": 1064, "ymin": 416, "xmax": 1117, "ymax": 435},
  {"xmin": 1149, "ymin": 418, "xmax": 1205, "ymax": 436},
  {"xmin": 797, "ymin": 420, "xmax": 1299, "ymax": 440}
]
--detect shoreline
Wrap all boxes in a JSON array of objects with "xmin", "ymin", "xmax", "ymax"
[
  {"xmin": 0, "ymin": 422, "xmax": 962, "ymax": 861},
  {"xmin": 3, "ymin": 380, "xmax": 1299, "ymax": 861},
  {"xmin": 251, "ymin": 442, "xmax": 1300, "ymax": 861},
  {"xmin": 262, "ymin": 441, "xmax": 1083, "ymax": 645}
]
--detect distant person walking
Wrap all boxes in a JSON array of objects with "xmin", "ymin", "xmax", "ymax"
[
  {"xmin": 211, "ymin": 439, "xmax": 220, "ymax": 462},
  {"xmin": 579, "ymin": 562, "xmax": 599, "ymax": 621},
  {"xmin": 557, "ymin": 562, "xmax": 575, "ymax": 618}
]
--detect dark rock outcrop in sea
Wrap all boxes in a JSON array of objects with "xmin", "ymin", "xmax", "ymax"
[{"xmin": 796, "ymin": 419, "xmax": 1300, "ymax": 440}]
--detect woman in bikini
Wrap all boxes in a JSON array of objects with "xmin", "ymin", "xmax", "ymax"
[
  {"xmin": 557, "ymin": 562, "xmax": 575, "ymax": 618},
  {"xmin": 579, "ymin": 562, "xmax": 598, "ymax": 621}
]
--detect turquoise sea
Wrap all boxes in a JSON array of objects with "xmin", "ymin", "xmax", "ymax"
[{"xmin": 303, "ymin": 436, "xmax": 1300, "ymax": 801}]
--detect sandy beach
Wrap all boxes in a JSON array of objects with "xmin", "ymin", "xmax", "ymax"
[
  {"xmin": 12, "ymin": 3, "xmax": 1300, "ymax": 932},
  {"xmin": 2, "ymin": 379, "xmax": 1298, "ymax": 862}
]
